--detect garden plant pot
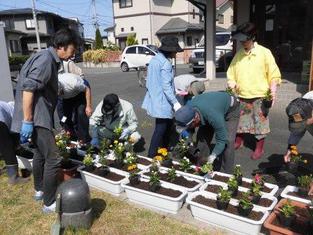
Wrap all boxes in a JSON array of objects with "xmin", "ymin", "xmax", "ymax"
[
  {"xmin": 187, "ymin": 191, "xmax": 269, "ymax": 235},
  {"xmin": 20, "ymin": 168, "xmax": 31, "ymax": 178},
  {"xmin": 97, "ymin": 166, "xmax": 110, "ymax": 177},
  {"xmin": 16, "ymin": 155, "xmax": 33, "ymax": 171},
  {"xmin": 216, "ymin": 199, "xmax": 229, "ymax": 210},
  {"xmin": 278, "ymin": 214, "xmax": 296, "ymax": 228},
  {"xmin": 129, "ymin": 174, "xmax": 140, "ymax": 186},
  {"xmin": 162, "ymin": 158, "xmax": 173, "ymax": 168},
  {"xmin": 281, "ymin": 185, "xmax": 313, "ymax": 204},
  {"xmin": 59, "ymin": 160, "xmax": 79, "ymax": 181},
  {"xmin": 238, "ymin": 205, "xmax": 253, "ymax": 217},
  {"xmin": 78, "ymin": 166, "xmax": 128, "ymax": 196},
  {"xmin": 122, "ymin": 178, "xmax": 187, "ymax": 214}
]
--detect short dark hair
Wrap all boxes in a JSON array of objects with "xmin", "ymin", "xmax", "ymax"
[
  {"xmin": 53, "ymin": 28, "xmax": 80, "ymax": 49},
  {"xmin": 159, "ymin": 50, "xmax": 172, "ymax": 58}
]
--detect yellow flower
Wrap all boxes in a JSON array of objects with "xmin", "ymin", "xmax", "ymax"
[
  {"xmin": 157, "ymin": 148, "xmax": 168, "ymax": 157},
  {"xmin": 154, "ymin": 155, "xmax": 163, "ymax": 162},
  {"xmin": 114, "ymin": 140, "xmax": 118, "ymax": 145},
  {"xmin": 109, "ymin": 145, "xmax": 113, "ymax": 148},
  {"xmin": 127, "ymin": 164, "xmax": 137, "ymax": 171},
  {"xmin": 290, "ymin": 149, "xmax": 298, "ymax": 155}
]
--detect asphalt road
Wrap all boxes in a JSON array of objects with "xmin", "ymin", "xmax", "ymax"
[{"xmin": 82, "ymin": 65, "xmax": 312, "ymax": 180}]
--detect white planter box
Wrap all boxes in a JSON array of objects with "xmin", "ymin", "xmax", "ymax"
[
  {"xmin": 209, "ymin": 172, "xmax": 279, "ymax": 196},
  {"xmin": 16, "ymin": 155, "xmax": 33, "ymax": 170},
  {"xmin": 105, "ymin": 154, "xmax": 151, "ymax": 171},
  {"xmin": 78, "ymin": 166, "xmax": 129, "ymax": 196},
  {"xmin": 199, "ymin": 181, "xmax": 278, "ymax": 211},
  {"xmin": 122, "ymin": 178, "xmax": 187, "ymax": 214},
  {"xmin": 140, "ymin": 168, "xmax": 203, "ymax": 196},
  {"xmin": 187, "ymin": 191, "xmax": 269, "ymax": 235},
  {"xmin": 281, "ymin": 185, "xmax": 312, "ymax": 204}
]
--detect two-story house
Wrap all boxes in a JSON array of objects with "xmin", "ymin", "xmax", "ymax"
[
  {"xmin": 0, "ymin": 8, "xmax": 84, "ymax": 56},
  {"xmin": 111, "ymin": 0, "xmax": 204, "ymax": 50},
  {"xmin": 216, "ymin": 0, "xmax": 234, "ymax": 30}
]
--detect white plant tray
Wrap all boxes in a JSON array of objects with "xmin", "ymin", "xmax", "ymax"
[
  {"xmin": 281, "ymin": 185, "xmax": 312, "ymax": 205},
  {"xmin": 122, "ymin": 178, "xmax": 187, "ymax": 214},
  {"xmin": 187, "ymin": 191, "xmax": 269, "ymax": 235},
  {"xmin": 160, "ymin": 160, "xmax": 211, "ymax": 181},
  {"xmin": 199, "ymin": 181, "xmax": 278, "ymax": 211},
  {"xmin": 16, "ymin": 155, "xmax": 33, "ymax": 170},
  {"xmin": 209, "ymin": 172, "xmax": 279, "ymax": 196},
  {"xmin": 78, "ymin": 166, "xmax": 129, "ymax": 196},
  {"xmin": 104, "ymin": 154, "xmax": 151, "ymax": 171},
  {"xmin": 140, "ymin": 168, "xmax": 203, "ymax": 196}
]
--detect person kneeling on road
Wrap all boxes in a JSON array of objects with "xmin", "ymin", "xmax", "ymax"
[
  {"xmin": 174, "ymin": 91, "xmax": 240, "ymax": 173},
  {"xmin": 89, "ymin": 93, "xmax": 141, "ymax": 147},
  {"xmin": 0, "ymin": 101, "xmax": 29, "ymax": 185}
]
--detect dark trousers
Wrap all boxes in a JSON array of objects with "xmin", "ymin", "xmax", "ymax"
[
  {"xmin": 57, "ymin": 92, "xmax": 90, "ymax": 143},
  {"xmin": 32, "ymin": 127, "xmax": 61, "ymax": 206},
  {"xmin": 148, "ymin": 118, "xmax": 174, "ymax": 158},
  {"xmin": 196, "ymin": 99, "xmax": 240, "ymax": 173},
  {"xmin": 0, "ymin": 122, "xmax": 18, "ymax": 165}
]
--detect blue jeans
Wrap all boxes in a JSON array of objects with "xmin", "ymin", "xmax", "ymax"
[{"xmin": 148, "ymin": 118, "xmax": 174, "ymax": 158}]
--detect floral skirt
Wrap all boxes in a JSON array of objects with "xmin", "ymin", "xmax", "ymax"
[{"xmin": 237, "ymin": 98, "xmax": 270, "ymax": 138}]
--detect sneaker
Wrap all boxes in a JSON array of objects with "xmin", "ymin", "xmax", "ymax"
[
  {"xmin": 42, "ymin": 201, "xmax": 56, "ymax": 214},
  {"xmin": 33, "ymin": 191, "xmax": 44, "ymax": 201}
]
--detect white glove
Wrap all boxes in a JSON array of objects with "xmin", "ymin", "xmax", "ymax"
[
  {"xmin": 207, "ymin": 154, "xmax": 217, "ymax": 164},
  {"xmin": 120, "ymin": 129, "xmax": 130, "ymax": 140},
  {"xmin": 173, "ymin": 102, "xmax": 182, "ymax": 112}
]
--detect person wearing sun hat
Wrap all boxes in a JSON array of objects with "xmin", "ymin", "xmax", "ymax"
[
  {"xmin": 227, "ymin": 22, "xmax": 281, "ymax": 160},
  {"xmin": 174, "ymin": 91, "xmax": 240, "ymax": 173},
  {"xmin": 142, "ymin": 36, "xmax": 184, "ymax": 158}
]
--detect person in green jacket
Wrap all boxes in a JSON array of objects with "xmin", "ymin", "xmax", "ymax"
[{"xmin": 174, "ymin": 91, "xmax": 240, "ymax": 173}]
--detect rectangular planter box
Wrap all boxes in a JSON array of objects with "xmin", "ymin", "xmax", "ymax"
[
  {"xmin": 78, "ymin": 166, "xmax": 129, "ymax": 196},
  {"xmin": 105, "ymin": 154, "xmax": 151, "ymax": 171},
  {"xmin": 281, "ymin": 185, "xmax": 312, "ymax": 205},
  {"xmin": 199, "ymin": 181, "xmax": 278, "ymax": 211},
  {"xmin": 122, "ymin": 178, "xmax": 187, "ymax": 214},
  {"xmin": 140, "ymin": 168, "xmax": 203, "ymax": 196},
  {"xmin": 210, "ymin": 172, "xmax": 279, "ymax": 196},
  {"xmin": 264, "ymin": 199, "xmax": 311, "ymax": 235},
  {"xmin": 16, "ymin": 155, "xmax": 33, "ymax": 170},
  {"xmin": 187, "ymin": 191, "xmax": 269, "ymax": 235}
]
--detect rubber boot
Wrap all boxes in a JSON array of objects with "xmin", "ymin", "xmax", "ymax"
[
  {"xmin": 6, "ymin": 164, "xmax": 29, "ymax": 185},
  {"xmin": 234, "ymin": 134, "xmax": 244, "ymax": 150},
  {"xmin": 251, "ymin": 138, "xmax": 265, "ymax": 160}
]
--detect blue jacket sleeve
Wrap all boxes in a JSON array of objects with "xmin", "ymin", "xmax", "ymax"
[
  {"xmin": 287, "ymin": 131, "xmax": 305, "ymax": 146},
  {"xmin": 210, "ymin": 115, "xmax": 228, "ymax": 156},
  {"xmin": 161, "ymin": 61, "xmax": 178, "ymax": 106}
]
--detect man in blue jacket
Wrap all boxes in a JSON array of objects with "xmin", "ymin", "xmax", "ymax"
[
  {"xmin": 174, "ymin": 91, "xmax": 240, "ymax": 173},
  {"xmin": 11, "ymin": 28, "xmax": 79, "ymax": 213},
  {"xmin": 142, "ymin": 36, "xmax": 183, "ymax": 158}
]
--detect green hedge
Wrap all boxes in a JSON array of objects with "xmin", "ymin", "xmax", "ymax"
[{"xmin": 8, "ymin": 55, "xmax": 30, "ymax": 66}]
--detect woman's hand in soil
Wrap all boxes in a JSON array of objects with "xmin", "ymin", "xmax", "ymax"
[{"xmin": 283, "ymin": 150, "xmax": 291, "ymax": 163}]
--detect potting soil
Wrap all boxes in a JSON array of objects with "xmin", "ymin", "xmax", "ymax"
[{"xmin": 127, "ymin": 181, "xmax": 182, "ymax": 197}]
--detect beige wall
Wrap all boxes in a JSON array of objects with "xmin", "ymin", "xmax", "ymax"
[
  {"xmin": 113, "ymin": 0, "xmax": 150, "ymax": 16},
  {"xmin": 13, "ymin": 17, "xmax": 48, "ymax": 34},
  {"xmin": 216, "ymin": 5, "xmax": 233, "ymax": 30},
  {"xmin": 151, "ymin": 0, "xmax": 172, "ymax": 13}
]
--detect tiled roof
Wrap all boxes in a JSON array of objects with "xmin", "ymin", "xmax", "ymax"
[{"xmin": 157, "ymin": 18, "xmax": 203, "ymax": 35}]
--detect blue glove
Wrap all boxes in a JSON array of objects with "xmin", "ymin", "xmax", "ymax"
[
  {"xmin": 120, "ymin": 129, "xmax": 130, "ymax": 140},
  {"xmin": 181, "ymin": 130, "xmax": 190, "ymax": 139},
  {"xmin": 20, "ymin": 121, "xmax": 33, "ymax": 144},
  {"xmin": 90, "ymin": 137, "xmax": 99, "ymax": 148}
]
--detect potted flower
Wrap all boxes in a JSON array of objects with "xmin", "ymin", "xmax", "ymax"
[
  {"xmin": 149, "ymin": 171, "xmax": 161, "ymax": 192},
  {"xmin": 113, "ymin": 126, "xmax": 123, "ymax": 140},
  {"xmin": 278, "ymin": 200, "xmax": 296, "ymax": 227},
  {"xmin": 179, "ymin": 157, "xmax": 192, "ymax": 173},
  {"xmin": 216, "ymin": 187, "xmax": 231, "ymax": 210},
  {"xmin": 249, "ymin": 183, "xmax": 262, "ymax": 204},
  {"xmin": 227, "ymin": 177, "xmax": 239, "ymax": 197},
  {"xmin": 99, "ymin": 138, "xmax": 112, "ymax": 155},
  {"xmin": 262, "ymin": 88, "xmax": 273, "ymax": 108},
  {"xmin": 129, "ymin": 168, "xmax": 140, "ymax": 186},
  {"xmin": 238, "ymin": 192, "xmax": 254, "ymax": 217},
  {"xmin": 288, "ymin": 145, "xmax": 307, "ymax": 174},
  {"xmin": 83, "ymin": 153, "xmax": 94, "ymax": 172},
  {"xmin": 172, "ymin": 139, "xmax": 189, "ymax": 159},
  {"xmin": 167, "ymin": 167, "xmax": 177, "ymax": 183},
  {"xmin": 297, "ymin": 175, "xmax": 313, "ymax": 197},
  {"xmin": 154, "ymin": 147, "xmax": 173, "ymax": 167},
  {"xmin": 149, "ymin": 160, "xmax": 159, "ymax": 173},
  {"xmin": 113, "ymin": 140, "xmax": 126, "ymax": 168},
  {"xmin": 97, "ymin": 150, "xmax": 110, "ymax": 177},
  {"xmin": 252, "ymin": 174, "xmax": 264, "ymax": 189},
  {"xmin": 233, "ymin": 165, "xmax": 243, "ymax": 185},
  {"xmin": 200, "ymin": 162, "xmax": 213, "ymax": 176}
]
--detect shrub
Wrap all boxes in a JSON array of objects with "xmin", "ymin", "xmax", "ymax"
[
  {"xmin": 126, "ymin": 33, "xmax": 138, "ymax": 46},
  {"xmin": 8, "ymin": 55, "xmax": 29, "ymax": 66},
  {"xmin": 95, "ymin": 28, "xmax": 104, "ymax": 49},
  {"xmin": 83, "ymin": 49, "xmax": 121, "ymax": 64}
]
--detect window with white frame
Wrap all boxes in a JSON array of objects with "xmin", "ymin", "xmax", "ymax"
[
  {"xmin": 25, "ymin": 19, "xmax": 36, "ymax": 29},
  {"xmin": 119, "ymin": 0, "xmax": 132, "ymax": 8}
]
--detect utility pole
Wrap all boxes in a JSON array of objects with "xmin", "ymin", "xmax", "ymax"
[
  {"xmin": 31, "ymin": 0, "xmax": 41, "ymax": 51},
  {"xmin": 91, "ymin": 0, "xmax": 99, "ymax": 30}
]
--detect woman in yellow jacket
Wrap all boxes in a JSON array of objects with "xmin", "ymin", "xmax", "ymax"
[{"xmin": 227, "ymin": 22, "xmax": 281, "ymax": 160}]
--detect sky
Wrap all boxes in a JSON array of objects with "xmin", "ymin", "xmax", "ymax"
[{"xmin": 0, "ymin": 0, "xmax": 113, "ymax": 38}]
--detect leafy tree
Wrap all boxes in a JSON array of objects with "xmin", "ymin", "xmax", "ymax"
[
  {"xmin": 95, "ymin": 28, "xmax": 103, "ymax": 49},
  {"xmin": 126, "ymin": 33, "xmax": 138, "ymax": 46}
]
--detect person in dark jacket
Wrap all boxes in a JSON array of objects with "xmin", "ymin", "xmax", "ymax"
[
  {"xmin": 174, "ymin": 91, "xmax": 240, "ymax": 173},
  {"xmin": 11, "ymin": 28, "xmax": 79, "ymax": 213}
]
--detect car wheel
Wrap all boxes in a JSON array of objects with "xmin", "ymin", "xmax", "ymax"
[{"xmin": 121, "ymin": 62, "xmax": 129, "ymax": 72}]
